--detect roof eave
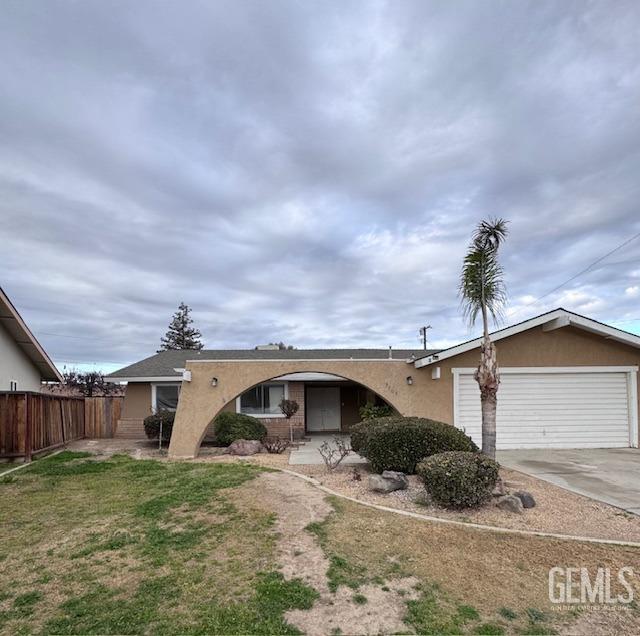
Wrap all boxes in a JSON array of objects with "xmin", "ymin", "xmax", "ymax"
[
  {"xmin": 414, "ymin": 309, "xmax": 640, "ymax": 368},
  {"xmin": 0, "ymin": 287, "xmax": 63, "ymax": 383}
]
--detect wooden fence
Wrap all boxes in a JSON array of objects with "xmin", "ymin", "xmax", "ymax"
[{"xmin": 0, "ymin": 393, "xmax": 124, "ymax": 461}]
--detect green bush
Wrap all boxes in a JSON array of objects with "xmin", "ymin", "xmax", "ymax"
[
  {"xmin": 350, "ymin": 416, "xmax": 478, "ymax": 474},
  {"xmin": 416, "ymin": 451, "xmax": 499, "ymax": 509},
  {"xmin": 358, "ymin": 402, "xmax": 393, "ymax": 421},
  {"xmin": 143, "ymin": 410, "xmax": 175, "ymax": 442},
  {"xmin": 214, "ymin": 412, "xmax": 267, "ymax": 446}
]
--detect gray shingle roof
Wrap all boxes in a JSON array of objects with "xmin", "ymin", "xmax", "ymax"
[{"xmin": 107, "ymin": 348, "xmax": 440, "ymax": 379}]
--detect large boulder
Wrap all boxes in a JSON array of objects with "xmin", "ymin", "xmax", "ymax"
[
  {"xmin": 514, "ymin": 491, "xmax": 536, "ymax": 509},
  {"xmin": 496, "ymin": 494, "xmax": 524, "ymax": 514},
  {"xmin": 225, "ymin": 439, "xmax": 264, "ymax": 456},
  {"xmin": 368, "ymin": 471, "xmax": 408, "ymax": 493}
]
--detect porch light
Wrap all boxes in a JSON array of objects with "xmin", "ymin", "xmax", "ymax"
[
  {"xmin": 211, "ymin": 377, "xmax": 218, "ymax": 387},
  {"xmin": 406, "ymin": 376, "xmax": 413, "ymax": 385}
]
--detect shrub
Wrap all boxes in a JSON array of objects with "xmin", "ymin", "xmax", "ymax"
[
  {"xmin": 358, "ymin": 402, "xmax": 393, "ymax": 421},
  {"xmin": 416, "ymin": 451, "xmax": 499, "ymax": 509},
  {"xmin": 350, "ymin": 416, "xmax": 478, "ymax": 474},
  {"xmin": 214, "ymin": 411, "xmax": 267, "ymax": 446},
  {"xmin": 263, "ymin": 437, "xmax": 289, "ymax": 454},
  {"xmin": 143, "ymin": 410, "xmax": 175, "ymax": 441}
]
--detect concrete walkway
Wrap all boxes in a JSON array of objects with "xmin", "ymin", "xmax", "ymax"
[
  {"xmin": 288, "ymin": 434, "xmax": 367, "ymax": 466},
  {"xmin": 498, "ymin": 448, "xmax": 640, "ymax": 515}
]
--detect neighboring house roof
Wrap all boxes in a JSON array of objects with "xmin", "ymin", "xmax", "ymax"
[
  {"xmin": 107, "ymin": 348, "xmax": 436, "ymax": 381},
  {"xmin": 414, "ymin": 307, "xmax": 640, "ymax": 368},
  {"xmin": 0, "ymin": 286, "xmax": 63, "ymax": 382}
]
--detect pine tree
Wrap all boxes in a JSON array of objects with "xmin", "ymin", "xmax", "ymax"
[{"xmin": 158, "ymin": 302, "xmax": 204, "ymax": 352}]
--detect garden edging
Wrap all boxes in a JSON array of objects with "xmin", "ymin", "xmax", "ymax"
[{"xmin": 277, "ymin": 467, "xmax": 640, "ymax": 549}]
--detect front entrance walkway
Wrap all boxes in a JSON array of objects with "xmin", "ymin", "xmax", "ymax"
[
  {"xmin": 288, "ymin": 434, "xmax": 367, "ymax": 466},
  {"xmin": 498, "ymin": 448, "xmax": 640, "ymax": 515}
]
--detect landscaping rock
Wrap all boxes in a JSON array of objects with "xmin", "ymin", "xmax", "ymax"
[
  {"xmin": 368, "ymin": 472, "xmax": 407, "ymax": 493},
  {"xmin": 496, "ymin": 494, "xmax": 524, "ymax": 514},
  {"xmin": 514, "ymin": 490, "xmax": 536, "ymax": 509},
  {"xmin": 381, "ymin": 470, "xmax": 409, "ymax": 489},
  {"xmin": 491, "ymin": 476, "xmax": 507, "ymax": 497},
  {"xmin": 225, "ymin": 439, "xmax": 263, "ymax": 456}
]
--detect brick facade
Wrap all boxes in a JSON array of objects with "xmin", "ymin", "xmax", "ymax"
[{"xmin": 255, "ymin": 381, "xmax": 306, "ymax": 440}]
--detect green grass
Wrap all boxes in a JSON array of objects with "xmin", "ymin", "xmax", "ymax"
[{"xmin": 0, "ymin": 451, "xmax": 317, "ymax": 634}]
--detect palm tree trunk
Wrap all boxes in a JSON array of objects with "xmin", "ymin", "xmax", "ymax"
[{"xmin": 474, "ymin": 335, "xmax": 499, "ymax": 459}]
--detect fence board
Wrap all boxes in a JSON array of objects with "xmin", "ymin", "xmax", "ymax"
[{"xmin": 0, "ymin": 393, "xmax": 124, "ymax": 460}]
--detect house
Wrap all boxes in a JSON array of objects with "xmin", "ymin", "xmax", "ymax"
[
  {"xmin": 106, "ymin": 308, "xmax": 640, "ymax": 458},
  {"xmin": 0, "ymin": 286, "xmax": 63, "ymax": 391},
  {"xmin": 106, "ymin": 348, "xmax": 426, "ymax": 439}
]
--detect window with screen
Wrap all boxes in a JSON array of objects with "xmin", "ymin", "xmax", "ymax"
[{"xmin": 239, "ymin": 383, "xmax": 285, "ymax": 416}]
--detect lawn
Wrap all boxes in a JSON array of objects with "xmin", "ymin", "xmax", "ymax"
[{"xmin": 1, "ymin": 451, "xmax": 639, "ymax": 635}]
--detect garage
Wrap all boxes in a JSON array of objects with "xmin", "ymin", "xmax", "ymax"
[{"xmin": 454, "ymin": 367, "xmax": 638, "ymax": 450}]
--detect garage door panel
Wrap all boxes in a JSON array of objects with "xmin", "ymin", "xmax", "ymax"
[{"xmin": 455, "ymin": 370, "xmax": 631, "ymax": 449}]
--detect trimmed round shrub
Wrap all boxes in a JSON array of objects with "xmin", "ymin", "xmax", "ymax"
[
  {"xmin": 350, "ymin": 416, "xmax": 478, "ymax": 474},
  {"xmin": 214, "ymin": 411, "xmax": 267, "ymax": 446},
  {"xmin": 143, "ymin": 410, "xmax": 175, "ymax": 442},
  {"xmin": 417, "ymin": 451, "xmax": 500, "ymax": 509}
]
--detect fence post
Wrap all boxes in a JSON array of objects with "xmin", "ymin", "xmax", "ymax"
[
  {"xmin": 60, "ymin": 399, "xmax": 66, "ymax": 446},
  {"xmin": 24, "ymin": 393, "xmax": 32, "ymax": 463}
]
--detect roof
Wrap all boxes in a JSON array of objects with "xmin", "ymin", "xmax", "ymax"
[
  {"xmin": 414, "ymin": 308, "xmax": 640, "ymax": 368},
  {"xmin": 107, "ymin": 348, "xmax": 436, "ymax": 381},
  {"xmin": 0, "ymin": 286, "xmax": 63, "ymax": 382}
]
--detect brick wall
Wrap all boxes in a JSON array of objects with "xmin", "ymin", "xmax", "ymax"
[
  {"xmin": 258, "ymin": 381, "xmax": 305, "ymax": 439},
  {"xmin": 204, "ymin": 381, "xmax": 306, "ymax": 441}
]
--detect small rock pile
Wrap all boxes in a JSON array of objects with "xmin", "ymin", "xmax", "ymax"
[{"xmin": 493, "ymin": 477, "xmax": 536, "ymax": 514}]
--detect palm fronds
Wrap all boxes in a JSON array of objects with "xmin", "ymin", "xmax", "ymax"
[{"xmin": 459, "ymin": 218, "xmax": 508, "ymax": 328}]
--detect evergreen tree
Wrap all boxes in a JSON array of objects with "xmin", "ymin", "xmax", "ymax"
[{"xmin": 158, "ymin": 302, "xmax": 204, "ymax": 352}]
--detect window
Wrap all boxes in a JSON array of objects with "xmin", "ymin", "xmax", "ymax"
[
  {"xmin": 9, "ymin": 381, "xmax": 17, "ymax": 391},
  {"xmin": 238, "ymin": 383, "xmax": 286, "ymax": 417},
  {"xmin": 152, "ymin": 384, "xmax": 181, "ymax": 412}
]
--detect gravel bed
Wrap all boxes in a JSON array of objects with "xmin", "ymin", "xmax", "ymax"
[{"xmin": 241, "ymin": 453, "xmax": 640, "ymax": 543}]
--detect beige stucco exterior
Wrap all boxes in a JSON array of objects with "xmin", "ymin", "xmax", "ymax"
[
  {"xmin": 0, "ymin": 321, "xmax": 42, "ymax": 391},
  {"xmin": 121, "ymin": 382, "xmax": 153, "ymax": 419},
  {"xmin": 167, "ymin": 324, "xmax": 640, "ymax": 458}
]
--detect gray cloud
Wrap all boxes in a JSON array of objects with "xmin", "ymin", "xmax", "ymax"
[{"xmin": 1, "ymin": 0, "xmax": 639, "ymax": 371}]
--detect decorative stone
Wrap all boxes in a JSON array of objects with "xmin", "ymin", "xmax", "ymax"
[
  {"xmin": 368, "ymin": 472, "xmax": 407, "ymax": 493},
  {"xmin": 496, "ymin": 494, "xmax": 524, "ymax": 514},
  {"xmin": 513, "ymin": 490, "xmax": 536, "ymax": 509},
  {"xmin": 492, "ymin": 477, "xmax": 507, "ymax": 497},
  {"xmin": 381, "ymin": 470, "xmax": 409, "ymax": 489},
  {"xmin": 225, "ymin": 439, "xmax": 263, "ymax": 456}
]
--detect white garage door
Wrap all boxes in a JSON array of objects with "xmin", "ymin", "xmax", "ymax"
[{"xmin": 455, "ymin": 368, "xmax": 636, "ymax": 449}]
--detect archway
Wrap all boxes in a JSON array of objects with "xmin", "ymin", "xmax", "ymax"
[{"xmin": 168, "ymin": 359, "xmax": 415, "ymax": 458}]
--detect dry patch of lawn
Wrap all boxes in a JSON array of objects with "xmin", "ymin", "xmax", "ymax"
[{"xmin": 317, "ymin": 496, "xmax": 640, "ymax": 634}]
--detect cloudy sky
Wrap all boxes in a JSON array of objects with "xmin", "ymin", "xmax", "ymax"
[{"xmin": 1, "ymin": 1, "xmax": 640, "ymax": 373}]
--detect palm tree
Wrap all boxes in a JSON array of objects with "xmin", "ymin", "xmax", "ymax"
[{"xmin": 459, "ymin": 218, "xmax": 509, "ymax": 459}]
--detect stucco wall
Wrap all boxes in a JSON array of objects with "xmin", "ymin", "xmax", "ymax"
[
  {"xmin": 169, "ymin": 360, "xmax": 414, "ymax": 458},
  {"xmin": 168, "ymin": 325, "xmax": 640, "ymax": 458},
  {"xmin": 0, "ymin": 322, "xmax": 42, "ymax": 391},
  {"xmin": 418, "ymin": 325, "xmax": 640, "ymax": 425},
  {"xmin": 121, "ymin": 382, "xmax": 153, "ymax": 419}
]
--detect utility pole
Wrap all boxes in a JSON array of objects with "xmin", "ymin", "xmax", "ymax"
[{"xmin": 419, "ymin": 325, "xmax": 431, "ymax": 350}]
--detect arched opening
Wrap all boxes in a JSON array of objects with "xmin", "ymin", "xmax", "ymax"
[
  {"xmin": 200, "ymin": 371, "xmax": 397, "ymax": 448},
  {"xmin": 168, "ymin": 360, "xmax": 410, "ymax": 458}
]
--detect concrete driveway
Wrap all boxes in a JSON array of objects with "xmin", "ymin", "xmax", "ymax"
[{"xmin": 497, "ymin": 448, "xmax": 640, "ymax": 515}]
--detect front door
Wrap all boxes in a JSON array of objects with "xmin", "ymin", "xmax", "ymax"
[{"xmin": 306, "ymin": 387, "xmax": 341, "ymax": 432}]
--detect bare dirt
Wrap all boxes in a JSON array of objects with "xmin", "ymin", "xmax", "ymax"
[{"xmin": 234, "ymin": 472, "xmax": 421, "ymax": 635}]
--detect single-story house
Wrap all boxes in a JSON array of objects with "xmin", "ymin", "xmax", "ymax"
[
  {"xmin": 0, "ymin": 286, "xmax": 63, "ymax": 391},
  {"xmin": 106, "ymin": 308, "xmax": 640, "ymax": 458}
]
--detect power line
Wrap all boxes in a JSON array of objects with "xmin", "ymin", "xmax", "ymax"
[{"xmin": 528, "ymin": 229, "xmax": 640, "ymax": 305}]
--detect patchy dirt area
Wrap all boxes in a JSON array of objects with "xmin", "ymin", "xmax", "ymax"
[{"xmin": 233, "ymin": 472, "xmax": 421, "ymax": 635}]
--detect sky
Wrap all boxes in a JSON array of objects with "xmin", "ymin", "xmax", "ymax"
[{"xmin": 1, "ymin": 1, "xmax": 640, "ymax": 374}]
